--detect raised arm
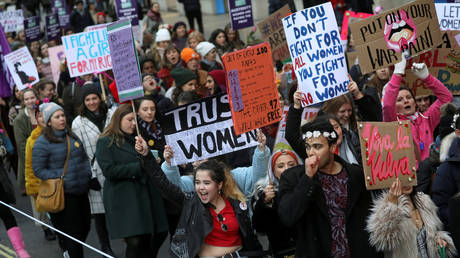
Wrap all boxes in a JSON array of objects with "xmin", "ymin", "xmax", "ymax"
[{"xmin": 285, "ymin": 94, "xmax": 307, "ymax": 159}]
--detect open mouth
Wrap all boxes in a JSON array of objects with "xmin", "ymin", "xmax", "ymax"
[
  {"xmin": 404, "ymin": 105, "xmax": 412, "ymax": 112},
  {"xmin": 199, "ymin": 192, "xmax": 208, "ymax": 201},
  {"xmin": 388, "ymin": 21, "xmax": 414, "ymax": 43},
  {"xmin": 383, "ymin": 12, "xmax": 417, "ymax": 52}
]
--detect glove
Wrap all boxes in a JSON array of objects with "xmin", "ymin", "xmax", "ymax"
[
  {"xmin": 411, "ymin": 63, "xmax": 429, "ymax": 80},
  {"xmin": 89, "ymin": 177, "xmax": 102, "ymax": 191},
  {"xmin": 394, "ymin": 51, "xmax": 408, "ymax": 75}
]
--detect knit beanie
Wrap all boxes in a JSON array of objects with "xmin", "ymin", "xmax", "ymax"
[
  {"xmin": 173, "ymin": 21, "xmax": 186, "ymax": 32},
  {"xmin": 171, "ymin": 68, "xmax": 197, "ymax": 88},
  {"xmin": 208, "ymin": 70, "xmax": 226, "ymax": 93},
  {"xmin": 40, "ymin": 102, "xmax": 64, "ymax": 125},
  {"xmin": 180, "ymin": 48, "xmax": 200, "ymax": 64},
  {"xmin": 196, "ymin": 41, "xmax": 215, "ymax": 58},
  {"xmin": 80, "ymin": 83, "xmax": 101, "ymax": 103},
  {"xmin": 156, "ymin": 29, "xmax": 171, "ymax": 42}
]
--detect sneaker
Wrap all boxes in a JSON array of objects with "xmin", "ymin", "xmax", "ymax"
[
  {"xmin": 63, "ymin": 250, "xmax": 70, "ymax": 258},
  {"xmin": 43, "ymin": 228, "xmax": 56, "ymax": 241}
]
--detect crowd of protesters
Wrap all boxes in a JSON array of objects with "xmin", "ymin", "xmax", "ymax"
[{"xmin": 0, "ymin": 0, "xmax": 459, "ymax": 258}]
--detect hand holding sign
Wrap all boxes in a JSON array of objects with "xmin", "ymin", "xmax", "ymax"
[
  {"xmin": 264, "ymin": 184, "xmax": 276, "ymax": 204},
  {"xmin": 135, "ymin": 136, "xmax": 149, "ymax": 156},
  {"xmin": 293, "ymin": 90, "xmax": 302, "ymax": 109},
  {"xmin": 305, "ymin": 155, "xmax": 320, "ymax": 179},
  {"xmin": 347, "ymin": 74, "xmax": 362, "ymax": 100},
  {"xmin": 164, "ymin": 145, "xmax": 174, "ymax": 166},
  {"xmin": 411, "ymin": 63, "xmax": 429, "ymax": 80},
  {"xmin": 257, "ymin": 129, "xmax": 267, "ymax": 152},
  {"xmin": 388, "ymin": 177, "xmax": 402, "ymax": 204}
]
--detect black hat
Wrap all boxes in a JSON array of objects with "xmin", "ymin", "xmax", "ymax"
[
  {"xmin": 171, "ymin": 68, "xmax": 197, "ymax": 88},
  {"xmin": 80, "ymin": 83, "xmax": 101, "ymax": 103}
]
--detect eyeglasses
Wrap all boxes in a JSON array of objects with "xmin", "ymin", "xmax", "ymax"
[{"xmin": 216, "ymin": 214, "xmax": 228, "ymax": 232}]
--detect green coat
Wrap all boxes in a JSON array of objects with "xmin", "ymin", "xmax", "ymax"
[
  {"xmin": 95, "ymin": 136, "xmax": 168, "ymax": 239},
  {"xmin": 13, "ymin": 109, "xmax": 33, "ymax": 191}
]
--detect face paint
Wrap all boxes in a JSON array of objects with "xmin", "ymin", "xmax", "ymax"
[{"xmin": 383, "ymin": 10, "xmax": 417, "ymax": 52}]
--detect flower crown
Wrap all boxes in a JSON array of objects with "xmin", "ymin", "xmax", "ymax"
[
  {"xmin": 452, "ymin": 113, "xmax": 460, "ymax": 129},
  {"xmin": 302, "ymin": 130, "xmax": 337, "ymax": 140}
]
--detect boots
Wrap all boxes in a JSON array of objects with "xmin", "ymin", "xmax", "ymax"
[{"xmin": 7, "ymin": 227, "xmax": 31, "ymax": 258}]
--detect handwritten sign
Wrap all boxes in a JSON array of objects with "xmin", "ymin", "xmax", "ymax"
[
  {"xmin": 340, "ymin": 11, "xmax": 373, "ymax": 41},
  {"xmin": 24, "ymin": 16, "xmax": 41, "ymax": 43},
  {"xmin": 222, "ymin": 42, "xmax": 282, "ymax": 135},
  {"xmin": 51, "ymin": 0, "xmax": 70, "ymax": 28},
  {"xmin": 0, "ymin": 10, "xmax": 23, "ymax": 33},
  {"xmin": 257, "ymin": 4, "xmax": 290, "ymax": 61},
  {"xmin": 4, "ymin": 47, "xmax": 39, "ymax": 90},
  {"xmin": 436, "ymin": 3, "xmax": 460, "ymax": 31},
  {"xmin": 160, "ymin": 94, "xmax": 259, "ymax": 166},
  {"xmin": 358, "ymin": 121, "xmax": 417, "ymax": 190},
  {"xmin": 402, "ymin": 31, "xmax": 460, "ymax": 96},
  {"xmin": 350, "ymin": 0, "xmax": 442, "ymax": 74},
  {"xmin": 45, "ymin": 14, "xmax": 61, "ymax": 41},
  {"xmin": 107, "ymin": 20, "xmax": 143, "ymax": 102},
  {"xmin": 62, "ymin": 28, "xmax": 112, "ymax": 77},
  {"xmin": 48, "ymin": 45, "xmax": 65, "ymax": 85},
  {"xmin": 283, "ymin": 2, "xmax": 349, "ymax": 107},
  {"xmin": 229, "ymin": 0, "xmax": 254, "ymax": 30}
]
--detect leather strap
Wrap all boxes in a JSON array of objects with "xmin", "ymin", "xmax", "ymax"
[{"xmin": 62, "ymin": 136, "xmax": 71, "ymax": 179}]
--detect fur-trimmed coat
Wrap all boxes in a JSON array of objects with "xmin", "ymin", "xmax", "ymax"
[{"xmin": 367, "ymin": 191, "xmax": 457, "ymax": 258}]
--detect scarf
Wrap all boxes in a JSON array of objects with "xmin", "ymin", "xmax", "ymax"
[
  {"xmin": 138, "ymin": 118, "xmax": 163, "ymax": 143},
  {"xmin": 123, "ymin": 131, "xmax": 136, "ymax": 146},
  {"xmin": 84, "ymin": 109, "xmax": 107, "ymax": 132},
  {"xmin": 147, "ymin": 9, "xmax": 161, "ymax": 22}
]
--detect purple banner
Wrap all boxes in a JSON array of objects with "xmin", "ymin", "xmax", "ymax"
[
  {"xmin": 229, "ymin": 0, "xmax": 254, "ymax": 30},
  {"xmin": 114, "ymin": 0, "xmax": 139, "ymax": 26},
  {"xmin": 51, "ymin": 0, "xmax": 70, "ymax": 28},
  {"xmin": 46, "ymin": 14, "xmax": 61, "ymax": 42},
  {"xmin": 0, "ymin": 25, "xmax": 13, "ymax": 97},
  {"xmin": 24, "ymin": 16, "xmax": 42, "ymax": 43}
]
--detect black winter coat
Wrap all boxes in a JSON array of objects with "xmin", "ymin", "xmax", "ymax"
[
  {"xmin": 277, "ymin": 156, "xmax": 382, "ymax": 258},
  {"xmin": 140, "ymin": 153, "xmax": 262, "ymax": 258}
]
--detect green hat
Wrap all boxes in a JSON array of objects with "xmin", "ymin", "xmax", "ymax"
[{"xmin": 171, "ymin": 68, "xmax": 197, "ymax": 88}]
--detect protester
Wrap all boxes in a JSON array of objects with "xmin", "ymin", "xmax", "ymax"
[
  {"xmin": 180, "ymin": 47, "xmax": 207, "ymax": 96},
  {"xmin": 383, "ymin": 57, "xmax": 453, "ymax": 161},
  {"xmin": 32, "ymin": 103, "xmax": 92, "ymax": 257},
  {"xmin": 140, "ymin": 57, "xmax": 157, "ymax": 76},
  {"xmin": 62, "ymin": 74, "xmax": 94, "ymax": 125},
  {"xmin": 187, "ymin": 31, "xmax": 205, "ymax": 50},
  {"xmin": 416, "ymin": 95, "xmax": 433, "ymax": 113},
  {"xmin": 196, "ymin": 41, "xmax": 223, "ymax": 72},
  {"xmin": 71, "ymin": 84, "xmax": 115, "ymax": 256},
  {"xmin": 142, "ymin": 1, "xmax": 163, "ymax": 38},
  {"xmin": 147, "ymin": 29, "xmax": 171, "ymax": 71},
  {"xmin": 34, "ymin": 79, "xmax": 56, "ymax": 101},
  {"xmin": 224, "ymin": 24, "xmax": 245, "ymax": 51},
  {"xmin": 95, "ymin": 104, "xmax": 168, "ymax": 258},
  {"xmin": 137, "ymin": 138, "xmax": 263, "ymax": 257},
  {"xmin": 70, "ymin": 0, "xmax": 94, "ymax": 32},
  {"xmin": 172, "ymin": 21, "xmax": 188, "ymax": 51},
  {"xmin": 209, "ymin": 29, "xmax": 229, "ymax": 56},
  {"xmin": 13, "ymin": 89, "xmax": 38, "ymax": 195},
  {"xmin": 320, "ymin": 94, "xmax": 358, "ymax": 134},
  {"xmin": 168, "ymin": 67, "xmax": 197, "ymax": 104},
  {"xmin": 8, "ymin": 86, "xmax": 22, "ymax": 125},
  {"xmin": 278, "ymin": 118, "xmax": 381, "ymax": 257},
  {"xmin": 252, "ymin": 149, "xmax": 300, "ymax": 257},
  {"xmin": 158, "ymin": 44, "xmax": 182, "ymax": 90},
  {"xmin": 179, "ymin": 0, "xmax": 203, "ymax": 33},
  {"xmin": 367, "ymin": 178, "xmax": 456, "ymax": 257}
]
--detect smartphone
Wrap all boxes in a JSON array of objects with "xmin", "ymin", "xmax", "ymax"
[{"xmin": 151, "ymin": 150, "xmax": 159, "ymax": 159}]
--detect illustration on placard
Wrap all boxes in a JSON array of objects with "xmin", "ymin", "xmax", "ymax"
[{"xmin": 383, "ymin": 11, "xmax": 417, "ymax": 52}]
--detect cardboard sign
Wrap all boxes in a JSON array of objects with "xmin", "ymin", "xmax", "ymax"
[
  {"xmin": 436, "ymin": 3, "xmax": 460, "ymax": 30},
  {"xmin": 62, "ymin": 28, "xmax": 112, "ymax": 77},
  {"xmin": 115, "ymin": 0, "xmax": 139, "ymax": 26},
  {"xmin": 358, "ymin": 121, "xmax": 417, "ymax": 190},
  {"xmin": 51, "ymin": 0, "xmax": 70, "ymax": 29},
  {"xmin": 0, "ymin": 10, "xmax": 23, "ymax": 33},
  {"xmin": 350, "ymin": 0, "xmax": 442, "ymax": 74},
  {"xmin": 273, "ymin": 106, "xmax": 318, "ymax": 152},
  {"xmin": 340, "ymin": 11, "xmax": 373, "ymax": 41},
  {"xmin": 160, "ymin": 94, "xmax": 259, "ymax": 166},
  {"xmin": 107, "ymin": 20, "xmax": 143, "ymax": 102},
  {"xmin": 24, "ymin": 16, "xmax": 41, "ymax": 43},
  {"xmin": 45, "ymin": 14, "xmax": 61, "ymax": 41},
  {"xmin": 4, "ymin": 47, "xmax": 39, "ymax": 91},
  {"xmin": 401, "ymin": 31, "xmax": 460, "ymax": 96},
  {"xmin": 229, "ymin": 0, "xmax": 254, "ymax": 30},
  {"xmin": 257, "ymin": 4, "xmax": 290, "ymax": 62},
  {"xmin": 282, "ymin": 2, "xmax": 349, "ymax": 107},
  {"xmin": 346, "ymin": 51, "xmax": 358, "ymax": 70},
  {"xmin": 48, "ymin": 45, "xmax": 65, "ymax": 85},
  {"xmin": 222, "ymin": 42, "xmax": 282, "ymax": 135}
]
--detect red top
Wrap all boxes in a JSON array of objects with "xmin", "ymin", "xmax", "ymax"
[{"xmin": 204, "ymin": 198, "xmax": 242, "ymax": 247}]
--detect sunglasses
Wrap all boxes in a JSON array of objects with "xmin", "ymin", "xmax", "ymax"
[{"xmin": 216, "ymin": 214, "xmax": 228, "ymax": 232}]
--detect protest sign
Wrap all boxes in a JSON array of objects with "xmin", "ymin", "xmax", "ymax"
[
  {"xmin": 115, "ymin": 0, "xmax": 139, "ymax": 26},
  {"xmin": 62, "ymin": 28, "xmax": 112, "ymax": 77},
  {"xmin": 161, "ymin": 94, "xmax": 259, "ymax": 166},
  {"xmin": 222, "ymin": 42, "xmax": 282, "ymax": 135},
  {"xmin": 273, "ymin": 106, "xmax": 318, "ymax": 152},
  {"xmin": 436, "ymin": 3, "xmax": 460, "ymax": 30},
  {"xmin": 0, "ymin": 10, "xmax": 23, "ymax": 33},
  {"xmin": 346, "ymin": 51, "xmax": 358, "ymax": 70},
  {"xmin": 350, "ymin": 0, "xmax": 442, "ymax": 74},
  {"xmin": 257, "ymin": 4, "xmax": 290, "ymax": 62},
  {"xmin": 401, "ymin": 31, "xmax": 460, "ymax": 96},
  {"xmin": 4, "ymin": 47, "xmax": 39, "ymax": 90},
  {"xmin": 358, "ymin": 121, "xmax": 417, "ymax": 190},
  {"xmin": 24, "ymin": 16, "xmax": 41, "ymax": 43},
  {"xmin": 46, "ymin": 14, "xmax": 61, "ymax": 42},
  {"xmin": 51, "ymin": 0, "xmax": 70, "ymax": 28},
  {"xmin": 48, "ymin": 45, "xmax": 65, "ymax": 84},
  {"xmin": 282, "ymin": 2, "xmax": 349, "ymax": 107},
  {"xmin": 340, "ymin": 11, "xmax": 373, "ymax": 41},
  {"xmin": 107, "ymin": 20, "xmax": 143, "ymax": 102},
  {"xmin": 229, "ymin": 0, "xmax": 254, "ymax": 30},
  {"xmin": 0, "ymin": 25, "xmax": 14, "ymax": 97}
]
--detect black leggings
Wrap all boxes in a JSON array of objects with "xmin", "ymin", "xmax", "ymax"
[
  {"xmin": 185, "ymin": 9, "xmax": 204, "ymax": 33},
  {"xmin": 125, "ymin": 231, "xmax": 168, "ymax": 258},
  {"xmin": 0, "ymin": 203, "xmax": 17, "ymax": 230}
]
